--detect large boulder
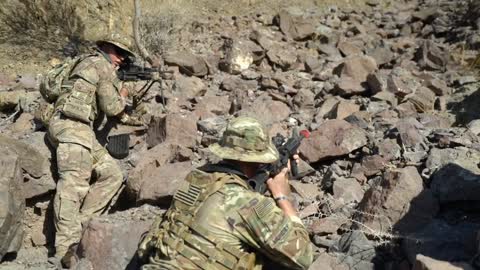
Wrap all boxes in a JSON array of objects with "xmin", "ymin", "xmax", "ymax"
[
  {"xmin": 0, "ymin": 133, "xmax": 55, "ymax": 199},
  {"xmin": 0, "ymin": 149, "xmax": 25, "ymax": 259},
  {"xmin": 239, "ymin": 94, "xmax": 291, "ymax": 127},
  {"xmin": 76, "ymin": 205, "xmax": 165, "ymax": 270},
  {"xmin": 427, "ymin": 147, "xmax": 480, "ymax": 203},
  {"xmin": 299, "ymin": 119, "xmax": 368, "ymax": 163},
  {"xmin": 127, "ymin": 144, "xmax": 193, "ymax": 205},
  {"xmin": 146, "ymin": 113, "xmax": 198, "ymax": 149},
  {"xmin": 164, "ymin": 52, "xmax": 209, "ymax": 77},
  {"xmin": 354, "ymin": 167, "xmax": 438, "ymax": 234},
  {"xmin": 403, "ymin": 220, "xmax": 480, "ymax": 264},
  {"xmin": 275, "ymin": 10, "xmax": 315, "ymax": 41},
  {"xmin": 132, "ymin": 161, "xmax": 192, "ymax": 206}
]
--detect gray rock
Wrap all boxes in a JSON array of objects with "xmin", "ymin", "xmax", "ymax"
[
  {"xmin": 426, "ymin": 78, "xmax": 451, "ymax": 96},
  {"xmin": 407, "ymin": 87, "xmax": 436, "ymax": 113},
  {"xmin": 0, "ymin": 149, "xmax": 25, "ymax": 260},
  {"xmin": 308, "ymin": 252, "xmax": 348, "ymax": 270},
  {"xmin": 430, "ymin": 150, "xmax": 480, "ymax": 203},
  {"xmin": 333, "ymin": 177, "xmax": 364, "ymax": 204},
  {"xmin": 76, "ymin": 205, "xmax": 165, "ymax": 270},
  {"xmin": 221, "ymin": 76, "xmax": 258, "ymax": 92},
  {"xmin": 414, "ymin": 40, "xmax": 447, "ymax": 71},
  {"xmin": 193, "ymin": 96, "xmax": 231, "ymax": 120},
  {"xmin": 331, "ymin": 231, "xmax": 376, "ymax": 270},
  {"xmin": 367, "ymin": 71, "xmax": 388, "ymax": 94},
  {"xmin": 403, "ymin": 220, "xmax": 480, "ymax": 263},
  {"xmin": 173, "ymin": 75, "xmax": 206, "ymax": 97},
  {"xmin": 238, "ymin": 94, "xmax": 291, "ymax": 127}
]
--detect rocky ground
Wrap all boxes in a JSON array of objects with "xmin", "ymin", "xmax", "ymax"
[{"xmin": 1, "ymin": 0, "xmax": 480, "ymax": 269}]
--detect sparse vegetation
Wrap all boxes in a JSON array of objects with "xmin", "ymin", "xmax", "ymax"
[{"xmin": 0, "ymin": 0, "xmax": 84, "ymax": 52}]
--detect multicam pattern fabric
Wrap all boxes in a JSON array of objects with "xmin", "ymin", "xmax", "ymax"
[
  {"xmin": 209, "ymin": 117, "xmax": 280, "ymax": 164},
  {"xmin": 47, "ymin": 52, "xmax": 126, "ymax": 258},
  {"xmin": 140, "ymin": 170, "xmax": 313, "ymax": 270}
]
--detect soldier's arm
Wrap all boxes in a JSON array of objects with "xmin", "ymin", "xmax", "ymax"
[
  {"xmin": 93, "ymin": 60, "xmax": 127, "ymax": 117},
  {"xmin": 226, "ymin": 186, "xmax": 313, "ymax": 270},
  {"xmin": 96, "ymin": 79, "xmax": 126, "ymax": 117}
]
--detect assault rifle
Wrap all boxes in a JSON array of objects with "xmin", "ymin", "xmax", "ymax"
[
  {"xmin": 248, "ymin": 130, "xmax": 310, "ymax": 194},
  {"xmin": 117, "ymin": 58, "xmax": 172, "ymax": 107}
]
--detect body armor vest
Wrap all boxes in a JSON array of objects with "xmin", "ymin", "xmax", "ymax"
[{"xmin": 154, "ymin": 169, "xmax": 257, "ymax": 270}]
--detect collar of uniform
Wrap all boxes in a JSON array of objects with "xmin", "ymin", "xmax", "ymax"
[{"xmin": 95, "ymin": 47, "xmax": 113, "ymax": 64}]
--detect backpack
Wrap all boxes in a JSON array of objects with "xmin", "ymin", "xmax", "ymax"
[
  {"xmin": 39, "ymin": 56, "xmax": 84, "ymax": 103},
  {"xmin": 36, "ymin": 55, "xmax": 89, "ymax": 127}
]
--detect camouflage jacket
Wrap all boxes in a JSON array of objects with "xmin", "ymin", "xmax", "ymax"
[
  {"xmin": 143, "ymin": 167, "xmax": 313, "ymax": 270},
  {"xmin": 55, "ymin": 50, "xmax": 125, "ymax": 123}
]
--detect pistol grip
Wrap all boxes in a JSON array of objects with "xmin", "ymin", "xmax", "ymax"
[{"xmin": 290, "ymin": 158, "xmax": 299, "ymax": 178}]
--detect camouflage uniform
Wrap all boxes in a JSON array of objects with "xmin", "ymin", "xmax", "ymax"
[
  {"xmin": 139, "ymin": 117, "xmax": 313, "ymax": 270},
  {"xmin": 47, "ymin": 46, "xmax": 128, "ymax": 258}
]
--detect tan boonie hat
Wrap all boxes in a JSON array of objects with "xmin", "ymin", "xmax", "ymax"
[
  {"xmin": 209, "ymin": 116, "xmax": 279, "ymax": 163},
  {"xmin": 96, "ymin": 33, "xmax": 135, "ymax": 58}
]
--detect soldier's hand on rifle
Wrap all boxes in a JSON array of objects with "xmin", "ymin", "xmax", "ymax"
[
  {"xmin": 120, "ymin": 87, "xmax": 129, "ymax": 98},
  {"xmin": 119, "ymin": 112, "xmax": 144, "ymax": 126}
]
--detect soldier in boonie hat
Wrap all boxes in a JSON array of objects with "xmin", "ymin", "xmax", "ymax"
[
  {"xmin": 96, "ymin": 32, "xmax": 136, "ymax": 59},
  {"xmin": 209, "ymin": 116, "xmax": 279, "ymax": 163},
  {"xmin": 137, "ymin": 116, "xmax": 313, "ymax": 270}
]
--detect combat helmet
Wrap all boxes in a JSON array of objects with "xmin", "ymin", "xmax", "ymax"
[
  {"xmin": 209, "ymin": 116, "xmax": 279, "ymax": 163},
  {"xmin": 96, "ymin": 32, "xmax": 135, "ymax": 59}
]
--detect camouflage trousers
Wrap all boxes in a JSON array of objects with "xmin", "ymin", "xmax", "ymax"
[{"xmin": 48, "ymin": 115, "xmax": 123, "ymax": 257}]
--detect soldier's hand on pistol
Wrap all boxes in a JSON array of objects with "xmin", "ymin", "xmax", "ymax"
[
  {"xmin": 266, "ymin": 154, "xmax": 300, "ymax": 197},
  {"xmin": 266, "ymin": 167, "xmax": 290, "ymax": 198}
]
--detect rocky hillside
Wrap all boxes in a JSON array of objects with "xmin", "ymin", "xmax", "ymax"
[{"xmin": 1, "ymin": 0, "xmax": 480, "ymax": 269}]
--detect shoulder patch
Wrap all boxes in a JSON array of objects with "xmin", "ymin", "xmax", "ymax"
[{"xmin": 254, "ymin": 198, "xmax": 274, "ymax": 219}]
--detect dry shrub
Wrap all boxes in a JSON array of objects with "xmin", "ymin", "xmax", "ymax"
[{"xmin": 0, "ymin": 0, "xmax": 84, "ymax": 52}]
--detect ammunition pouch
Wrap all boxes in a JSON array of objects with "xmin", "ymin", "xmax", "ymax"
[
  {"xmin": 60, "ymin": 81, "xmax": 94, "ymax": 123},
  {"xmin": 34, "ymin": 100, "xmax": 55, "ymax": 127}
]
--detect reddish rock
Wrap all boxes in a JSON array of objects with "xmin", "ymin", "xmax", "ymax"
[
  {"xmin": 334, "ymin": 55, "xmax": 378, "ymax": 96},
  {"xmin": 276, "ymin": 10, "xmax": 315, "ymax": 41},
  {"xmin": 134, "ymin": 161, "xmax": 193, "ymax": 205},
  {"xmin": 164, "ymin": 52, "xmax": 208, "ymax": 76},
  {"xmin": 146, "ymin": 113, "xmax": 198, "ymax": 149},
  {"xmin": 331, "ymin": 100, "xmax": 360, "ymax": 120},
  {"xmin": 338, "ymin": 41, "xmax": 363, "ymax": 56},
  {"xmin": 354, "ymin": 167, "xmax": 438, "ymax": 233},
  {"xmin": 193, "ymin": 96, "xmax": 231, "ymax": 120},
  {"xmin": 239, "ymin": 95, "xmax": 291, "ymax": 126},
  {"xmin": 299, "ymin": 119, "xmax": 368, "ymax": 162}
]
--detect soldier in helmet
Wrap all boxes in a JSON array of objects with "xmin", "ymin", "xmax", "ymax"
[
  {"xmin": 137, "ymin": 116, "xmax": 313, "ymax": 270},
  {"xmin": 47, "ymin": 36, "xmax": 143, "ymax": 267}
]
